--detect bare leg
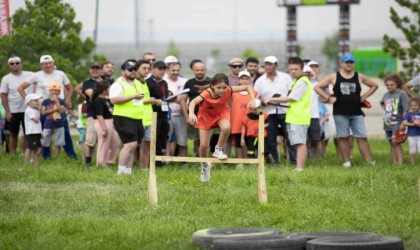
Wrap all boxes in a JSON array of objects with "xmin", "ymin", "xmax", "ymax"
[
  {"xmin": 296, "ymin": 144, "xmax": 307, "ymax": 169},
  {"xmin": 199, "ymin": 130, "xmax": 212, "ymax": 158},
  {"xmin": 119, "ymin": 142, "xmax": 138, "ymax": 168},
  {"xmin": 337, "ymin": 137, "xmax": 351, "ymax": 163},
  {"xmin": 9, "ymin": 133, "xmax": 18, "ymax": 155},
  {"xmin": 356, "ymin": 137, "xmax": 372, "ymax": 162},
  {"xmin": 216, "ymin": 119, "xmax": 231, "ymax": 149},
  {"xmin": 24, "ymin": 149, "xmax": 31, "ymax": 164}
]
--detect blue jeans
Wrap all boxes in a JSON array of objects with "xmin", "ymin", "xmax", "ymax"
[
  {"xmin": 41, "ymin": 115, "xmax": 77, "ymax": 160},
  {"xmin": 266, "ymin": 114, "xmax": 296, "ymax": 164}
]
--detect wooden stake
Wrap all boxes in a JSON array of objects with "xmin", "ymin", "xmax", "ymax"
[
  {"xmin": 256, "ymin": 114, "xmax": 268, "ymax": 204},
  {"xmin": 148, "ymin": 112, "xmax": 158, "ymax": 205}
]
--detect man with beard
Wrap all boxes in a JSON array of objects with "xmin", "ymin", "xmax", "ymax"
[
  {"xmin": 180, "ymin": 60, "xmax": 210, "ymax": 156},
  {"xmin": 101, "ymin": 61, "xmax": 115, "ymax": 84},
  {"xmin": 245, "ymin": 57, "xmax": 262, "ymax": 84},
  {"xmin": 110, "ymin": 59, "xmax": 145, "ymax": 175}
]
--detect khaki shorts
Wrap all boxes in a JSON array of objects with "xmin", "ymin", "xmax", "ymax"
[{"xmin": 85, "ymin": 117, "xmax": 97, "ymax": 147}]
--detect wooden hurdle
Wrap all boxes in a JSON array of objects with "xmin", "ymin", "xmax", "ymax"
[{"xmin": 148, "ymin": 112, "xmax": 267, "ymax": 205}]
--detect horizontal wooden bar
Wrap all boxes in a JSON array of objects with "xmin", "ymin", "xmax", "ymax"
[{"xmin": 155, "ymin": 156, "xmax": 259, "ymax": 164}]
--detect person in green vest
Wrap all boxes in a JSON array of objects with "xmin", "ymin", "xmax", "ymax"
[
  {"xmin": 264, "ymin": 57, "xmax": 312, "ymax": 171},
  {"xmin": 109, "ymin": 59, "xmax": 145, "ymax": 175}
]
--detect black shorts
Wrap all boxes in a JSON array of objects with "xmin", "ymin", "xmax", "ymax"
[
  {"xmin": 26, "ymin": 134, "xmax": 41, "ymax": 150},
  {"xmin": 5, "ymin": 113, "xmax": 25, "ymax": 135},
  {"xmin": 113, "ymin": 115, "xmax": 144, "ymax": 144},
  {"xmin": 232, "ymin": 133, "xmax": 242, "ymax": 148},
  {"xmin": 307, "ymin": 118, "xmax": 321, "ymax": 142}
]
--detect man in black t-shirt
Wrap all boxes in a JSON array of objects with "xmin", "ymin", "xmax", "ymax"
[
  {"xmin": 180, "ymin": 61, "xmax": 210, "ymax": 146},
  {"xmin": 145, "ymin": 61, "xmax": 170, "ymax": 158}
]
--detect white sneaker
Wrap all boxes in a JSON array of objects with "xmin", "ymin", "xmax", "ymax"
[
  {"xmin": 369, "ymin": 160, "xmax": 376, "ymax": 166},
  {"xmin": 236, "ymin": 164, "xmax": 243, "ymax": 170},
  {"xmin": 343, "ymin": 161, "xmax": 352, "ymax": 168},
  {"xmin": 212, "ymin": 147, "xmax": 228, "ymax": 160},
  {"xmin": 201, "ymin": 162, "xmax": 211, "ymax": 182},
  {"xmin": 295, "ymin": 167, "xmax": 304, "ymax": 172}
]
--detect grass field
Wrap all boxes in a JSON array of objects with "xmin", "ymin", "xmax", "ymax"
[{"xmin": 0, "ymin": 139, "xmax": 419, "ymax": 250}]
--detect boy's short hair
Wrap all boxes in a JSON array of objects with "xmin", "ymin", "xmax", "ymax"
[{"xmin": 49, "ymin": 83, "xmax": 61, "ymax": 91}]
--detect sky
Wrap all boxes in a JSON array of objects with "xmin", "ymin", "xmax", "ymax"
[{"xmin": 9, "ymin": 0, "xmax": 413, "ymax": 44}]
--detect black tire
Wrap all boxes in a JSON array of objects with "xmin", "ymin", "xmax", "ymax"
[
  {"xmin": 212, "ymin": 235, "xmax": 307, "ymax": 250},
  {"xmin": 192, "ymin": 228, "xmax": 282, "ymax": 249},
  {"xmin": 291, "ymin": 232, "xmax": 379, "ymax": 241},
  {"xmin": 306, "ymin": 235, "xmax": 404, "ymax": 250}
]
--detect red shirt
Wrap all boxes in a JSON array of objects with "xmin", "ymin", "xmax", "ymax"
[
  {"xmin": 196, "ymin": 87, "xmax": 232, "ymax": 129},
  {"xmin": 241, "ymin": 112, "xmax": 268, "ymax": 137}
]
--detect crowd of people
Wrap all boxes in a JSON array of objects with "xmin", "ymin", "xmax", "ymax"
[{"xmin": 0, "ymin": 53, "xmax": 419, "ymax": 182}]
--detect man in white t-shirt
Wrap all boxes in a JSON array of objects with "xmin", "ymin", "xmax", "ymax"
[
  {"xmin": 0, "ymin": 56, "xmax": 33, "ymax": 155},
  {"xmin": 402, "ymin": 74, "xmax": 420, "ymax": 97},
  {"xmin": 254, "ymin": 56, "xmax": 295, "ymax": 165},
  {"xmin": 17, "ymin": 55, "xmax": 77, "ymax": 160},
  {"xmin": 163, "ymin": 61, "xmax": 188, "ymax": 157}
]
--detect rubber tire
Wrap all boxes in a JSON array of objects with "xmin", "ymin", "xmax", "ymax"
[
  {"xmin": 306, "ymin": 235, "xmax": 404, "ymax": 250},
  {"xmin": 192, "ymin": 228, "xmax": 282, "ymax": 249},
  {"xmin": 291, "ymin": 232, "xmax": 379, "ymax": 241},
  {"xmin": 212, "ymin": 234, "xmax": 307, "ymax": 250}
]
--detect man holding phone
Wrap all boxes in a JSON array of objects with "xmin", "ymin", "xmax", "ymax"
[{"xmin": 110, "ymin": 59, "xmax": 145, "ymax": 175}]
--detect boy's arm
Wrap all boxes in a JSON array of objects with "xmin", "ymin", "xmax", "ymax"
[{"xmin": 56, "ymin": 100, "xmax": 66, "ymax": 114}]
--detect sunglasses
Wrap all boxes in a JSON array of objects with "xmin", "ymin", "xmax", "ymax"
[
  {"xmin": 148, "ymin": 59, "xmax": 156, "ymax": 62},
  {"xmin": 127, "ymin": 68, "xmax": 137, "ymax": 72},
  {"xmin": 10, "ymin": 62, "xmax": 20, "ymax": 65},
  {"xmin": 231, "ymin": 65, "xmax": 243, "ymax": 69},
  {"xmin": 344, "ymin": 61, "xmax": 354, "ymax": 64}
]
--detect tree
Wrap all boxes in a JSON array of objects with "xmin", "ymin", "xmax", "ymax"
[
  {"xmin": 241, "ymin": 48, "xmax": 260, "ymax": 60},
  {"xmin": 382, "ymin": 0, "xmax": 419, "ymax": 81},
  {"xmin": 167, "ymin": 40, "xmax": 180, "ymax": 58},
  {"xmin": 0, "ymin": 0, "xmax": 98, "ymax": 83},
  {"xmin": 321, "ymin": 32, "xmax": 339, "ymax": 70}
]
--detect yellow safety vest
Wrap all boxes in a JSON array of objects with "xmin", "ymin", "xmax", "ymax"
[
  {"xmin": 286, "ymin": 76, "xmax": 312, "ymax": 125},
  {"xmin": 112, "ymin": 78, "xmax": 144, "ymax": 120}
]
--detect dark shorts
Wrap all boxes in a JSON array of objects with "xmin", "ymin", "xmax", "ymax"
[
  {"xmin": 232, "ymin": 133, "xmax": 242, "ymax": 148},
  {"xmin": 307, "ymin": 118, "xmax": 321, "ymax": 142},
  {"xmin": 26, "ymin": 134, "xmax": 42, "ymax": 150},
  {"xmin": 5, "ymin": 113, "xmax": 25, "ymax": 135},
  {"xmin": 113, "ymin": 115, "xmax": 144, "ymax": 144}
]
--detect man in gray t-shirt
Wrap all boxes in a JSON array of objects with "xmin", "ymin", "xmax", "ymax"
[
  {"xmin": 402, "ymin": 75, "xmax": 420, "ymax": 97},
  {"xmin": 0, "ymin": 56, "xmax": 33, "ymax": 155}
]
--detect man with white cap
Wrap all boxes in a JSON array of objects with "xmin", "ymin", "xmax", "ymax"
[
  {"xmin": 0, "ymin": 56, "xmax": 33, "ymax": 155},
  {"xmin": 18, "ymin": 54, "xmax": 77, "ymax": 160},
  {"xmin": 227, "ymin": 57, "xmax": 244, "ymax": 87},
  {"xmin": 254, "ymin": 55, "xmax": 295, "ymax": 165},
  {"xmin": 163, "ymin": 57, "xmax": 188, "ymax": 158}
]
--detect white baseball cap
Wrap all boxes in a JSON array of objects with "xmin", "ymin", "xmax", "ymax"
[
  {"xmin": 40, "ymin": 55, "xmax": 54, "ymax": 64},
  {"xmin": 164, "ymin": 55, "xmax": 178, "ymax": 64},
  {"xmin": 8, "ymin": 56, "xmax": 21, "ymax": 64},
  {"xmin": 303, "ymin": 65, "xmax": 312, "ymax": 73},
  {"xmin": 307, "ymin": 60, "xmax": 319, "ymax": 66},
  {"xmin": 238, "ymin": 70, "xmax": 251, "ymax": 78},
  {"xmin": 25, "ymin": 93, "xmax": 42, "ymax": 105},
  {"xmin": 264, "ymin": 56, "xmax": 278, "ymax": 64}
]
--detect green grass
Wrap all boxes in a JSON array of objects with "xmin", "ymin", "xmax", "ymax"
[{"xmin": 0, "ymin": 140, "xmax": 419, "ymax": 249}]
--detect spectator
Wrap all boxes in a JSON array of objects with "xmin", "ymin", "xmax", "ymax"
[
  {"xmin": 110, "ymin": 59, "xmax": 145, "ymax": 175},
  {"xmin": 265, "ymin": 57, "xmax": 313, "ymax": 171},
  {"xmin": 24, "ymin": 94, "xmax": 42, "ymax": 165},
  {"xmin": 227, "ymin": 57, "xmax": 243, "ymax": 87},
  {"xmin": 241, "ymin": 99, "xmax": 268, "ymax": 159},
  {"xmin": 1, "ymin": 56, "xmax": 33, "ymax": 155},
  {"xmin": 314, "ymin": 53, "xmax": 378, "ymax": 167},
  {"xmin": 402, "ymin": 96, "xmax": 420, "ymax": 165},
  {"xmin": 402, "ymin": 74, "xmax": 420, "ymax": 97},
  {"xmin": 245, "ymin": 57, "xmax": 262, "ymax": 84},
  {"xmin": 40, "ymin": 83, "xmax": 66, "ymax": 158}
]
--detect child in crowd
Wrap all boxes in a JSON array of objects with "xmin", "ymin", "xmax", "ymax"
[
  {"xmin": 381, "ymin": 74, "xmax": 409, "ymax": 164},
  {"xmin": 231, "ymin": 70, "xmax": 258, "ymax": 160},
  {"xmin": 402, "ymin": 96, "xmax": 420, "ymax": 165},
  {"xmin": 91, "ymin": 80, "xmax": 119, "ymax": 167},
  {"xmin": 240, "ymin": 99, "xmax": 267, "ymax": 159},
  {"xmin": 188, "ymin": 73, "xmax": 255, "ymax": 182},
  {"xmin": 24, "ymin": 94, "xmax": 42, "ymax": 165},
  {"xmin": 76, "ymin": 99, "xmax": 87, "ymax": 152},
  {"xmin": 41, "ymin": 83, "xmax": 66, "ymax": 157}
]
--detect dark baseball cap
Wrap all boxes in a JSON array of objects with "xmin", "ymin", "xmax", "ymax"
[
  {"xmin": 153, "ymin": 61, "xmax": 167, "ymax": 69},
  {"xmin": 90, "ymin": 62, "xmax": 101, "ymax": 68},
  {"xmin": 121, "ymin": 59, "xmax": 137, "ymax": 70}
]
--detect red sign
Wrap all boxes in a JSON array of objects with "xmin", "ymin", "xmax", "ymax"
[{"xmin": 0, "ymin": 0, "xmax": 10, "ymax": 36}]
